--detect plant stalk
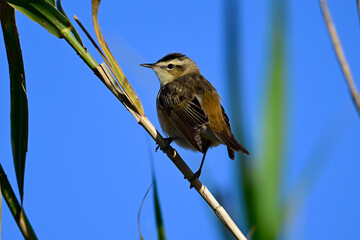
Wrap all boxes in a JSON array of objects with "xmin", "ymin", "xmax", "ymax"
[
  {"xmin": 320, "ymin": 0, "xmax": 360, "ymax": 116},
  {"xmin": 0, "ymin": 164, "xmax": 37, "ymax": 240}
]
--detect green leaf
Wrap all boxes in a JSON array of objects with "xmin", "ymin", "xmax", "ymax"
[
  {"xmin": 6, "ymin": 0, "xmax": 61, "ymax": 37},
  {"xmin": 253, "ymin": 0, "xmax": 287, "ymax": 239},
  {"xmin": 92, "ymin": 0, "xmax": 145, "ymax": 116},
  {"xmin": 56, "ymin": 0, "xmax": 83, "ymax": 46},
  {"xmin": 6, "ymin": 0, "xmax": 98, "ymax": 71},
  {"xmin": 235, "ymin": 0, "xmax": 288, "ymax": 239},
  {"xmin": 148, "ymin": 143, "xmax": 166, "ymax": 240},
  {"xmin": 152, "ymin": 174, "xmax": 166, "ymax": 240},
  {"xmin": 45, "ymin": 0, "xmax": 55, "ymax": 7},
  {"xmin": 0, "ymin": 164, "xmax": 37, "ymax": 239},
  {"xmin": 222, "ymin": 0, "xmax": 253, "ymax": 234},
  {"xmin": 1, "ymin": 1, "xmax": 28, "ymax": 204},
  {"xmin": 6, "ymin": 0, "xmax": 73, "ymax": 38}
]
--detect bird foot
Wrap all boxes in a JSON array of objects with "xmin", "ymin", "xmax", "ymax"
[
  {"xmin": 187, "ymin": 170, "xmax": 202, "ymax": 189},
  {"xmin": 156, "ymin": 137, "xmax": 178, "ymax": 152}
]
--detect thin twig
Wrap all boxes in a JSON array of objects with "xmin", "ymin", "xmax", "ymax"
[
  {"xmin": 138, "ymin": 117, "xmax": 247, "ymax": 240},
  {"xmin": 137, "ymin": 183, "xmax": 153, "ymax": 240},
  {"xmin": 74, "ymin": 15, "xmax": 108, "ymax": 66},
  {"xmin": 320, "ymin": 0, "xmax": 360, "ymax": 116},
  {"xmin": 357, "ymin": 0, "xmax": 360, "ymax": 23}
]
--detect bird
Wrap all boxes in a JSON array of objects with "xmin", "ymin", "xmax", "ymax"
[{"xmin": 141, "ymin": 53, "xmax": 249, "ymax": 185}]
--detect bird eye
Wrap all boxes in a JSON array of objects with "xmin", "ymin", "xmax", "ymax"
[{"xmin": 167, "ymin": 64, "xmax": 174, "ymax": 69}]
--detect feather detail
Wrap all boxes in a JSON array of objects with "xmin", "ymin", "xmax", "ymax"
[
  {"xmin": 157, "ymin": 72, "xmax": 249, "ymax": 158},
  {"xmin": 157, "ymin": 78, "xmax": 209, "ymax": 152}
]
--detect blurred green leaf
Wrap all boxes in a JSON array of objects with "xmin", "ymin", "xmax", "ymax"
[
  {"xmin": 1, "ymin": 1, "xmax": 28, "ymax": 203},
  {"xmin": 252, "ymin": 0, "xmax": 287, "ymax": 239},
  {"xmin": 147, "ymin": 142, "xmax": 166, "ymax": 240},
  {"xmin": 56, "ymin": 0, "xmax": 83, "ymax": 46},
  {"xmin": 222, "ymin": 0, "xmax": 252, "ymax": 236},
  {"xmin": 152, "ymin": 174, "xmax": 166, "ymax": 240},
  {"xmin": 224, "ymin": 0, "xmax": 244, "ymax": 138}
]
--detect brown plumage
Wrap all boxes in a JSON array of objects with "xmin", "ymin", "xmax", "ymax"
[{"xmin": 141, "ymin": 53, "xmax": 249, "ymax": 184}]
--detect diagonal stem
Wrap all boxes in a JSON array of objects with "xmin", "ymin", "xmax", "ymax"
[
  {"xmin": 320, "ymin": 0, "xmax": 360, "ymax": 116},
  {"xmin": 138, "ymin": 116, "xmax": 247, "ymax": 240},
  {"xmin": 0, "ymin": 164, "xmax": 37, "ymax": 240}
]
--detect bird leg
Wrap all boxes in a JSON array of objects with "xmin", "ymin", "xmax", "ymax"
[
  {"xmin": 156, "ymin": 136, "xmax": 179, "ymax": 152},
  {"xmin": 189, "ymin": 146, "xmax": 209, "ymax": 188}
]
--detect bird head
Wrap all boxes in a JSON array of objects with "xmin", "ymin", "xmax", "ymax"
[{"xmin": 141, "ymin": 53, "xmax": 200, "ymax": 86}]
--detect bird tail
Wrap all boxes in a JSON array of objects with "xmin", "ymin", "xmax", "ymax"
[
  {"xmin": 216, "ymin": 131, "xmax": 249, "ymax": 160},
  {"xmin": 227, "ymin": 148, "xmax": 235, "ymax": 160},
  {"xmin": 217, "ymin": 106, "xmax": 249, "ymax": 159},
  {"xmin": 233, "ymin": 140, "xmax": 250, "ymax": 156},
  {"xmin": 227, "ymin": 142, "xmax": 249, "ymax": 160}
]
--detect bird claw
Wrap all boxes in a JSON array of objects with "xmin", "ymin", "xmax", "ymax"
[
  {"xmin": 188, "ymin": 170, "xmax": 202, "ymax": 189},
  {"xmin": 155, "ymin": 137, "xmax": 178, "ymax": 152}
]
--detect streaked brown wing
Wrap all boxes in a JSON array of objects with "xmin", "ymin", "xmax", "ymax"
[{"xmin": 158, "ymin": 83, "xmax": 209, "ymax": 152}]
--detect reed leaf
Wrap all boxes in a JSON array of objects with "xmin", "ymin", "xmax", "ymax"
[
  {"xmin": 152, "ymin": 174, "xmax": 166, "ymax": 240},
  {"xmin": 6, "ymin": 0, "xmax": 69, "ymax": 38},
  {"xmin": 44, "ymin": 0, "xmax": 55, "ymax": 7},
  {"xmin": 252, "ymin": 0, "xmax": 287, "ymax": 239},
  {"xmin": 0, "ymin": 164, "xmax": 37, "ymax": 239},
  {"xmin": 0, "ymin": 1, "xmax": 28, "ymax": 204},
  {"xmin": 55, "ymin": 0, "xmax": 83, "ymax": 46},
  {"xmin": 91, "ymin": 0, "xmax": 144, "ymax": 116},
  {"xmin": 148, "ymin": 143, "xmax": 166, "ymax": 240},
  {"xmin": 222, "ymin": 0, "xmax": 251, "ymax": 234}
]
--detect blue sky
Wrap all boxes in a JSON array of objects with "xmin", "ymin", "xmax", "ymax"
[{"xmin": 0, "ymin": 0, "xmax": 359, "ymax": 239}]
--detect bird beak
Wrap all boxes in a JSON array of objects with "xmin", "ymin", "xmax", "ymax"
[{"xmin": 140, "ymin": 63, "xmax": 156, "ymax": 68}]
